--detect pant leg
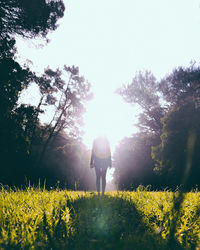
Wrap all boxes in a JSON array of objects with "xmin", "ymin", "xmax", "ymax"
[
  {"xmin": 101, "ymin": 167, "xmax": 107, "ymax": 194},
  {"xmin": 95, "ymin": 167, "xmax": 101, "ymax": 193}
]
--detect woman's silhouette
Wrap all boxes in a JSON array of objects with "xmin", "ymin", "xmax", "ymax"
[{"xmin": 90, "ymin": 135, "xmax": 112, "ymax": 195}]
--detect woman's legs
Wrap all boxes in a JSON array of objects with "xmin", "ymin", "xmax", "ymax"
[
  {"xmin": 95, "ymin": 167, "xmax": 101, "ymax": 195},
  {"xmin": 102, "ymin": 167, "xmax": 107, "ymax": 195},
  {"xmin": 95, "ymin": 167, "xmax": 108, "ymax": 195}
]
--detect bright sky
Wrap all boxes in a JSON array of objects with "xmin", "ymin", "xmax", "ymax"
[{"xmin": 16, "ymin": 0, "xmax": 200, "ymax": 153}]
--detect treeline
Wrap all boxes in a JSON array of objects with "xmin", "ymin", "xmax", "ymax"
[
  {"xmin": 114, "ymin": 67, "xmax": 200, "ymax": 190},
  {"xmin": 0, "ymin": 0, "xmax": 95, "ymax": 189}
]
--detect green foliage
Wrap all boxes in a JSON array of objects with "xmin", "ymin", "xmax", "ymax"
[
  {"xmin": 39, "ymin": 65, "xmax": 92, "ymax": 141},
  {"xmin": 159, "ymin": 64, "xmax": 200, "ymax": 107},
  {"xmin": 152, "ymin": 64, "xmax": 200, "ymax": 188},
  {"xmin": 117, "ymin": 65, "xmax": 200, "ymax": 190},
  {"xmin": 118, "ymin": 70, "xmax": 165, "ymax": 135},
  {"xmin": 25, "ymin": 65, "xmax": 93, "ymax": 188},
  {"xmin": 0, "ymin": 0, "xmax": 66, "ymax": 186},
  {"xmin": 0, "ymin": 37, "xmax": 34, "ymax": 117},
  {"xmin": 0, "ymin": 0, "xmax": 91, "ymax": 187},
  {"xmin": 115, "ymin": 70, "xmax": 167, "ymax": 190},
  {"xmin": 0, "ymin": 189, "xmax": 200, "ymax": 249},
  {"xmin": 152, "ymin": 103, "xmax": 200, "ymax": 188},
  {"xmin": 0, "ymin": 0, "xmax": 65, "ymax": 39},
  {"xmin": 0, "ymin": 37, "xmax": 39, "ymax": 184}
]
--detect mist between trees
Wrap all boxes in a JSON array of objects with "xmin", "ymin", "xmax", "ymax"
[{"xmin": 1, "ymin": 0, "xmax": 200, "ymax": 191}]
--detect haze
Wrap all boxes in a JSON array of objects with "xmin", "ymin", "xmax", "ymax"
[{"xmin": 16, "ymin": 0, "xmax": 200, "ymax": 150}]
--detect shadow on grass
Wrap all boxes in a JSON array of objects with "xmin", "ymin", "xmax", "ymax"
[
  {"xmin": 0, "ymin": 191, "xmax": 187, "ymax": 250},
  {"xmin": 67, "ymin": 194, "xmax": 176, "ymax": 250}
]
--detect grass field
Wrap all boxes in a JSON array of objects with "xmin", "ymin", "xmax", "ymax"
[{"xmin": 0, "ymin": 187, "xmax": 200, "ymax": 249}]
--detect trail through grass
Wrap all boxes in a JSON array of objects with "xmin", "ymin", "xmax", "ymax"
[{"xmin": 0, "ymin": 188, "xmax": 200, "ymax": 249}]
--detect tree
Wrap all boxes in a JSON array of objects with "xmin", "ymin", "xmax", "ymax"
[
  {"xmin": 0, "ymin": 37, "xmax": 38, "ymax": 185},
  {"xmin": 0, "ymin": 0, "xmax": 65, "ymax": 38},
  {"xmin": 159, "ymin": 64, "xmax": 200, "ymax": 108},
  {"xmin": 0, "ymin": 0, "xmax": 65, "ymax": 123},
  {"xmin": 0, "ymin": 0, "xmax": 65, "ymax": 186},
  {"xmin": 0, "ymin": 0, "xmax": 65, "ymax": 122},
  {"xmin": 36, "ymin": 65, "xmax": 92, "ymax": 163},
  {"xmin": 115, "ymin": 70, "xmax": 166, "ymax": 190},
  {"xmin": 118, "ymin": 70, "xmax": 166, "ymax": 136},
  {"xmin": 0, "ymin": 38, "xmax": 34, "ymax": 116},
  {"xmin": 117, "ymin": 65, "xmax": 200, "ymax": 190},
  {"xmin": 152, "ymin": 102, "xmax": 200, "ymax": 189},
  {"xmin": 152, "ymin": 65, "xmax": 200, "ymax": 189}
]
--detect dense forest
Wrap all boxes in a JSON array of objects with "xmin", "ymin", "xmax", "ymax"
[
  {"xmin": 115, "ymin": 67, "xmax": 200, "ymax": 190},
  {"xmin": 0, "ymin": 0, "xmax": 95, "ymax": 189},
  {"xmin": 1, "ymin": 0, "xmax": 200, "ymax": 191}
]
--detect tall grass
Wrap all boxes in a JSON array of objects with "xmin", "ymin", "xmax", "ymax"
[{"xmin": 0, "ymin": 187, "xmax": 200, "ymax": 249}]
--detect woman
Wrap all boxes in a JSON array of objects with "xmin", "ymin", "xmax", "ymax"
[{"xmin": 90, "ymin": 135, "xmax": 112, "ymax": 195}]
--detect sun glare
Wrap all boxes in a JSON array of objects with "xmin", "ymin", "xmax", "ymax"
[
  {"xmin": 106, "ymin": 168, "xmax": 115, "ymax": 183},
  {"xmin": 83, "ymin": 91, "xmax": 138, "ymax": 152},
  {"xmin": 82, "ymin": 89, "xmax": 139, "ymax": 184}
]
